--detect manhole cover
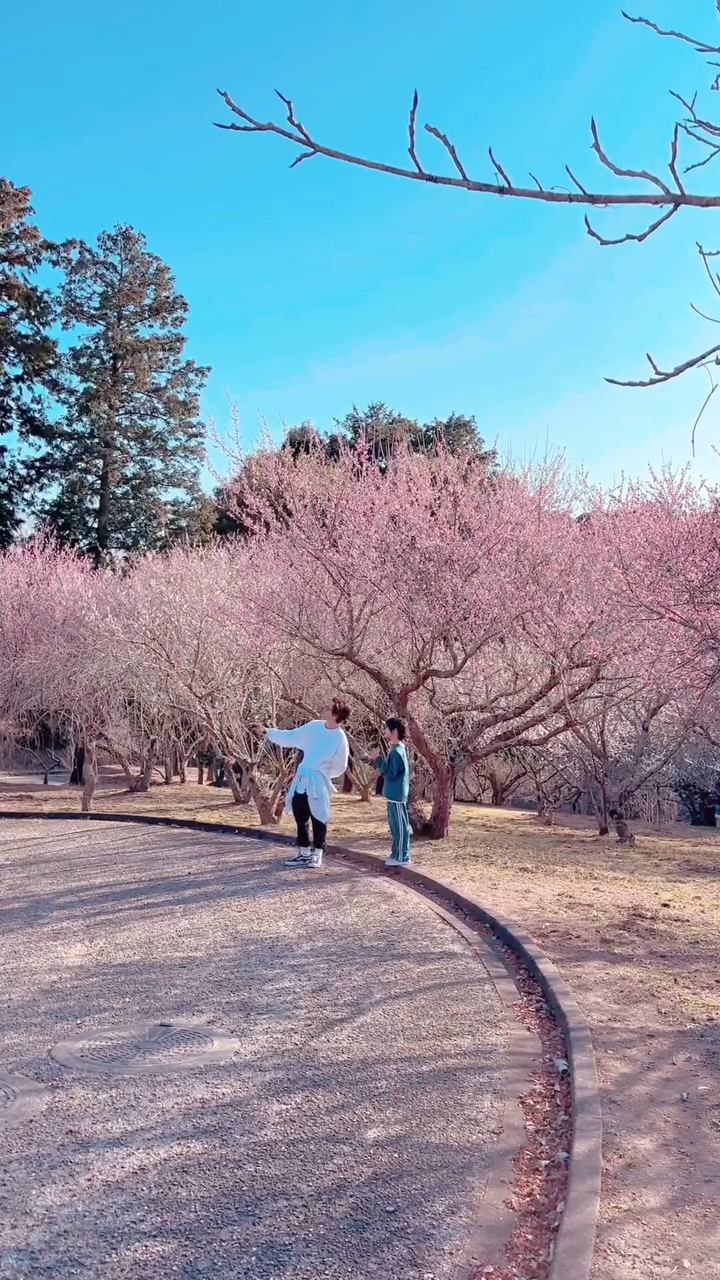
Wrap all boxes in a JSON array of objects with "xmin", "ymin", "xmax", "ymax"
[
  {"xmin": 0, "ymin": 1071, "xmax": 46, "ymax": 1128},
  {"xmin": 50, "ymin": 1021, "xmax": 238, "ymax": 1075}
]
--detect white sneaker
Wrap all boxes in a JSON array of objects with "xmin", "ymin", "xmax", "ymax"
[
  {"xmin": 284, "ymin": 849, "xmax": 312, "ymax": 867},
  {"xmin": 308, "ymin": 848, "xmax": 323, "ymax": 868},
  {"xmin": 385, "ymin": 856, "xmax": 401, "ymax": 867}
]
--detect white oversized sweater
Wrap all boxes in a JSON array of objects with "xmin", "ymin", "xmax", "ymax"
[{"xmin": 265, "ymin": 720, "xmax": 350, "ymax": 825}]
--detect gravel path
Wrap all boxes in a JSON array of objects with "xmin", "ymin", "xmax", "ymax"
[{"xmin": 0, "ymin": 819, "xmax": 509, "ymax": 1280}]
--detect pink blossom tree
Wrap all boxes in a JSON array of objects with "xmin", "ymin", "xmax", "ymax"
[
  {"xmin": 105, "ymin": 544, "xmax": 325, "ymax": 823},
  {"xmin": 227, "ymin": 444, "xmax": 632, "ymax": 837}
]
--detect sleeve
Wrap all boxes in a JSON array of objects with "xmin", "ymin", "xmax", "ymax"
[
  {"xmin": 329, "ymin": 732, "xmax": 350, "ymax": 779},
  {"xmin": 265, "ymin": 723, "xmax": 313, "ymax": 749},
  {"xmin": 375, "ymin": 748, "xmax": 404, "ymax": 780}
]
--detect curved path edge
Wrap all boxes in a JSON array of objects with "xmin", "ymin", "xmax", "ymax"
[{"xmin": 0, "ymin": 809, "xmax": 602, "ymax": 1280}]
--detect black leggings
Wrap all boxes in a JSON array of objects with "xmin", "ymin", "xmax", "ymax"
[{"xmin": 292, "ymin": 791, "xmax": 327, "ymax": 850}]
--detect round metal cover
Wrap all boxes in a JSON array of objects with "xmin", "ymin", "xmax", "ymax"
[
  {"xmin": 49, "ymin": 1021, "xmax": 238, "ymax": 1075},
  {"xmin": 0, "ymin": 1071, "xmax": 46, "ymax": 1127}
]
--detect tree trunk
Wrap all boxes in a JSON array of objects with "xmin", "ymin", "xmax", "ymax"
[
  {"xmin": 164, "ymin": 757, "xmax": 173, "ymax": 785},
  {"xmin": 135, "ymin": 741, "xmax": 157, "ymax": 793},
  {"xmin": 596, "ymin": 786, "xmax": 610, "ymax": 836},
  {"xmin": 227, "ymin": 763, "xmax": 251, "ymax": 806},
  {"xmin": 93, "ymin": 447, "xmax": 113, "ymax": 568},
  {"xmin": 110, "ymin": 750, "xmax": 136, "ymax": 790},
  {"xmin": 197, "ymin": 761, "xmax": 204, "ymax": 785},
  {"xmin": 428, "ymin": 773, "xmax": 453, "ymax": 839},
  {"xmin": 346, "ymin": 764, "xmax": 372, "ymax": 801},
  {"xmin": 247, "ymin": 771, "xmax": 281, "ymax": 825},
  {"xmin": 178, "ymin": 755, "xmax": 187, "ymax": 783},
  {"xmin": 613, "ymin": 814, "xmax": 636, "ymax": 845},
  {"xmin": 489, "ymin": 772, "xmax": 511, "ymax": 806},
  {"xmin": 81, "ymin": 744, "xmax": 98, "ymax": 813},
  {"xmin": 538, "ymin": 800, "xmax": 555, "ymax": 826},
  {"xmin": 69, "ymin": 745, "xmax": 85, "ymax": 787},
  {"xmin": 92, "ymin": 369, "xmax": 118, "ymax": 569}
]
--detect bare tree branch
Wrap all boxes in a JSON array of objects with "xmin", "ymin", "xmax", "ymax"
[
  {"xmin": 606, "ymin": 342, "xmax": 720, "ymax": 388},
  {"xmin": 621, "ymin": 10, "xmax": 720, "ymax": 55},
  {"xmin": 699, "ymin": 241, "xmax": 720, "ymax": 299},
  {"xmin": 215, "ymin": 88, "xmax": 720, "ymax": 211},
  {"xmin": 584, "ymin": 203, "xmax": 679, "ymax": 246},
  {"xmin": 424, "ymin": 123, "xmax": 468, "ymax": 179},
  {"xmin": 589, "ymin": 115, "xmax": 672, "ymax": 195},
  {"xmin": 565, "ymin": 165, "xmax": 589, "ymax": 195},
  {"xmin": 690, "ymin": 301, "xmax": 720, "ymax": 323},
  {"xmin": 216, "ymin": 3, "xmax": 720, "ymax": 405},
  {"xmin": 488, "ymin": 146, "xmax": 512, "ymax": 189},
  {"xmin": 407, "ymin": 89, "xmax": 425, "ymax": 175},
  {"xmin": 691, "ymin": 374, "xmax": 718, "ymax": 455}
]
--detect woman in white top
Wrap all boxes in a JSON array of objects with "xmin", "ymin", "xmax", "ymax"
[{"xmin": 258, "ymin": 698, "xmax": 350, "ymax": 868}]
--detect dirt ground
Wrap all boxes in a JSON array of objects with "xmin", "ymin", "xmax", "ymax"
[{"xmin": 2, "ymin": 772, "xmax": 719, "ymax": 1279}]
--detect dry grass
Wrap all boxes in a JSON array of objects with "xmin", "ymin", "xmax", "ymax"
[{"xmin": 2, "ymin": 773, "xmax": 720, "ymax": 1279}]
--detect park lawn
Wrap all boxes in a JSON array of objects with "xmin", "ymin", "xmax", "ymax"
[{"xmin": 1, "ymin": 776, "xmax": 719, "ymax": 1279}]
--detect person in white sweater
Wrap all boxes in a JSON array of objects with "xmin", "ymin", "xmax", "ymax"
[{"xmin": 258, "ymin": 699, "xmax": 350, "ymax": 868}]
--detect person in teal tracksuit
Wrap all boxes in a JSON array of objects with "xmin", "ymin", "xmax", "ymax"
[{"xmin": 374, "ymin": 718, "xmax": 411, "ymax": 866}]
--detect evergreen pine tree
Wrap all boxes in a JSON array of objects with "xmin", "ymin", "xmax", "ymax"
[
  {"xmin": 27, "ymin": 224, "xmax": 209, "ymax": 565},
  {"xmin": 0, "ymin": 178, "xmax": 58, "ymax": 547}
]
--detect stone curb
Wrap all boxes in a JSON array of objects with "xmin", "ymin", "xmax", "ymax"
[{"xmin": 0, "ymin": 809, "xmax": 602, "ymax": 1280}]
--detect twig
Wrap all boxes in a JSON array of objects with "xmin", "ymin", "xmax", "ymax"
[
  {"xmin": 684, "ymin": 143, "xmax": 720, "ymax": 176},
  {"xmin": 289, "ymin": 151, "xmax": 317, "ymax": 169},
  {"xmin": 671, "ymin": 91, "xmax": 720, "ymax": 140},
  {"xmin": 621, "ymin": 10, "xmax": 720, "ymax": 55},
  {"xmin": 424, "ymin": 123, "xmax": 468, "ymax": 179},
  {"xmin": 691, "ymin": 377, "xmax": 718, "ymax": 456},
  {"xmin": 275, "ymin": 90, "xmax": 313, "ymax": 145},
  {"xmin": 668, "ymin": 123, "xmax": 685, "ymax": 193},
  {"xmin": 565, "ymin": 165, "xmax": 589, "ymax": 195},
  {"xmin": 606, "ymin": 341, "xmax": 720, "ymax": 387},
  {"xmin": 698, "ymin": 242, "xmax": 720, "ymax": 299},
  {"xmin": 408, "ymin": 90, "xmax": 424, "ymax": 174},
  {"xmin": 584, "ymin": 203, "xmax": 679, "ymax": 246},
  {"xmin": 690, "ymin": 302, "xmax": 720, "ymax": 324},
  {"xmin": 590, "ymin": 117, "xmax": 672, "ymax": 195},
  {"xmin": 488, "ymin": 146, "xmax": 512, "ymax": 188}
]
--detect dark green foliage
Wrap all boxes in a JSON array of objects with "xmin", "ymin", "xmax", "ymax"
[
  {"xmin": 26, "ymin": 224, "xmax": 210, "ymax": 565},
  {"xmin": 215, "ymin": 403, "xmax": 497, "ymax": 537},
  {"xmin": 333, "ymin": 402, "xmax": 497, "ymax": 468},
  {"xmin": 0, "ymin": 178, "xmax": 59, "ymax": 545}
]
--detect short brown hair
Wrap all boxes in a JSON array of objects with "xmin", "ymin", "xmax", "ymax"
[{"xmin": 331, "ymin": 697, "xmax": 350, "ymax": 724}]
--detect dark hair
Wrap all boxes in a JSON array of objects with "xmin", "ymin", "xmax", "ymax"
[
  {"xmin": 331, "ymin": 697, "xmax": 351, "ymax": 724},
  {"xmin": 386, "ymin": 717, "xmax": 406, "ymax": 740}
]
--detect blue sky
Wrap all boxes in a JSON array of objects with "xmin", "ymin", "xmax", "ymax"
[{"xmin": 3, "ymin": 0, "xmax": 720, "ymax": 483}]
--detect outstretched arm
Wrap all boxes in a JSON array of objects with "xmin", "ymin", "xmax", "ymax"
[{"xmin": 264, "ymin": 723, "xmax": 312, "ymax": 749}]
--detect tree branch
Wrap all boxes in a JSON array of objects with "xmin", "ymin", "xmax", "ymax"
[
  {"xmin": 606, "ymin": 341, "xmax": 720, "ymax": 387},
  {"xmin": 621, "ymin": 10, "xmax": 720, "ymax": 56},
  {"xmin": 215, "ymin": 88, "xmax": 720, "ymax": 211},
  {"xmin": 425, "ymin": 124, "xmax": 468, "ymax": 180},
  {"xmin": 584, "ymin": 203, "xmax": 679, "ymax": 246},
  {"xmin": 408, "ymin": 89, "xmax": 425, "ymax": 175}
]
